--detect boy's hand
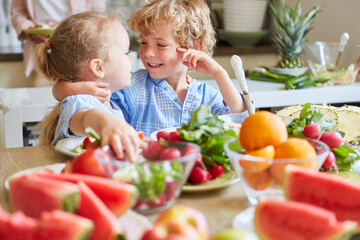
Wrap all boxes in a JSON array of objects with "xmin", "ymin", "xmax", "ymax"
[
  {"xmin": 177, "ymin": 48, "xmax": 223, "ymax": 78},
  {"xmin": 53, "ymin": 81, "xmax": 111, "ymax": 102}
]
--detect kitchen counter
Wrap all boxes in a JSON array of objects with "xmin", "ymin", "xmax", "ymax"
[
  {"xmin": 0, "ymin": 145, "xmax": 249, "ymax": 236},
  {"xmin": 203, "ymin": 80, "xmax": 360, "ymax": 108}
]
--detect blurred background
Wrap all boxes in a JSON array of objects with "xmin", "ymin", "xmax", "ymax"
[{"xmin": 0, "ymin": 0, "xmax": 359, "ymax": 87}]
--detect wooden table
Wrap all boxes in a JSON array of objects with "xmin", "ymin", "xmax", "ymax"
[{"xmin": 0, "ymin": 145, "xmax": 250, "ymax": 236}]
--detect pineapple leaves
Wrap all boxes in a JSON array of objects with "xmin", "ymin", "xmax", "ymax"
[{"xmin": 269, "ymin": 0, "xmax": 320, "ymax": 67}]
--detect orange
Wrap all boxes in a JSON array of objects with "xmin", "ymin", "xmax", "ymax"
[
  {"xmin": 243, "ymin": 169, "xmax": 273, "ymax": 191},
  {"xmin": 270, "ymin": 138, "xmax": 317, "ymax": 184},
  {"xmin": 239, "ymin": 111, "xmax": 288, "ymax": 152},
  {"xmin": 240, "ymin": 145, "xmax": 275, "ymax": 173}
]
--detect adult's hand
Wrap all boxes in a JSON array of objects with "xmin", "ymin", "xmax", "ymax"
[{"xmin": 25, "ymin": 33, "xmax": 49, "ymax": 44}]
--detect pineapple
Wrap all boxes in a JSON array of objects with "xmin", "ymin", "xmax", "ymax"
[{"xmin": 269, "ymin": 0, "xmax": 320, "ymax": 69}]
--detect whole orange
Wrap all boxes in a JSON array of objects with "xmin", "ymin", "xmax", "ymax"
[
  {"xmin": 270, "ymin": 137, "xmax": 317, "ymax": 184},
  {"xmin": 239, "ymin": 111, "xmax": 288, "ymax": 152}
]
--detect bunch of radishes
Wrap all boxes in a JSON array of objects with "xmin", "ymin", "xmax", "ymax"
[
  {"xmin": 156, "ymin": 130, "xmax": 225, "ymax": 184},
  {"xmin": 303, "ymin": 123, "xmax": 343, "ymax": 171}
]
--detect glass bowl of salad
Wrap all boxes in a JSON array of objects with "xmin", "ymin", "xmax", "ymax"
[
  {"xmin": 95, "ymin": 141, "xmax": 200, "ymax": 214},
  {"xmin": 304, "ymin": 41, "xmax": 359, "ymax": 85},
  {"xmin": 224, "ymin": 137, "xmax": 329, "ymax": 206}
]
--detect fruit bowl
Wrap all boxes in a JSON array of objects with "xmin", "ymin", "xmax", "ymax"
[
  {"xmin": 95, "ymin": 141, "xmax": 200, "ymax": 214},
  {"xmin": 224, "ymin": 138, "xmax": 330, "ymax": 205}
]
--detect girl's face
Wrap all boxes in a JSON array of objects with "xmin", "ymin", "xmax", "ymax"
[
  {"xmin": 138, "ymin": 24, "xmax": 187, "ymax": 80},
  {"xmin": 105, "ymin": 22, "xmax": 134, "ymax": 92}
]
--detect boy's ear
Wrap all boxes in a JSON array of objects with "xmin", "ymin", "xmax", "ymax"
[{"xmin": 89, "ymin": 59, "xmax": 105, "ymax": 78}]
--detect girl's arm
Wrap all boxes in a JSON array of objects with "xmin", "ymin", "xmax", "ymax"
[
  {"xmin": 70, "ymin": 108, "xmax": 141, "ymax": 162},
  {"xmin": 177, "ymin": 48, "xmax": 246, "ymax": 113},
  {"xmin": 53, "ymin": 81, "xmax": 111, "ymax": 102}
]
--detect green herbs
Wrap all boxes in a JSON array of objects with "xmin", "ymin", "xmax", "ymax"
[
  {"xmin": 246, "ymin": 67, "xmax": 329, "ymax": 89},
  {"xmin": 132, "ymin": 161, "xmax": 184, "ymax": 201},
  {"xmin": 287, "ymin": 103, "xmax": 335, "ymax": 136},
  {"xmin": 179, "ymin": 105, "xmax": 237, "ymax": 170},
  {"xmin": 332, "ymin": 144, "xmax": 360, "ymax": 170}
]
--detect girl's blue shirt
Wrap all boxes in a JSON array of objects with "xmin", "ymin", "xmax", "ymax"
[
  {"xmin": 111, "ymin": 69, "xmax": 231, "ymax": 137},
  {"xmin": 52, "ymin": 94, "xmax": 125, "ymax": 144}
]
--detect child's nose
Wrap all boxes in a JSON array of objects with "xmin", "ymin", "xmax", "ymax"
[{"xmin": 143, "ymin": 46, "xmax": 155, "ymax": 57}]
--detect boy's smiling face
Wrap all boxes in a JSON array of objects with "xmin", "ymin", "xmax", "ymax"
[{"xmin": 138, "ymin": 24, "xmax": 188, "ymax": 80}]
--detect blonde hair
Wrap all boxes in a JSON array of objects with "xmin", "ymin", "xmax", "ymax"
[
  {"xmin": 128, "ymin": 0, "xmax": 216, "ymax": 56},
  {"xmin": 36, "ymin": 11, "xmax": 121, "ymax": 145}
]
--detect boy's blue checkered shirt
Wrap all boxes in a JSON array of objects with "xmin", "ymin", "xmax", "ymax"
[{"xmin": 111, "ymin": 69, "xmax": 231, "ymax": 137}]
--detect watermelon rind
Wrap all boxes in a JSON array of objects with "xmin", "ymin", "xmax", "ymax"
[
  {"xmin": 284, "ymin": 165, "xmax": 360, "ymax": 233},
  {"xmin": 254, "ymin": 198, "xmax": 357, "ymax": 240}
]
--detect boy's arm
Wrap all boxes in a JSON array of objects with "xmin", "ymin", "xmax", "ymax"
[
  {"xmin": 53, "ymin": 81, "xmax": 111, "ymax": 103},
  {"xmin": 70, "ymin": 108, "xmax": 141, "ymax": 162},
  {"xmin": 177, "ymin": 48, "xmax": 246, "ymax": 113}
]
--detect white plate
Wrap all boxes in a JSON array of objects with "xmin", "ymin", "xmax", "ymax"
[
  {"xmin": 5, "ymin": 164, "xmax": 152, "ymax": 240},
  {"xmin": 55, "ymin": 137, "xmax": 85, "ymax": 157},
  {"xmin": 182, "ymin": 171, "xmax": 240, "ymax": 192},
  {"xmin": 149, "ymin": 127, "xmax": 179, "ymax": 141}
]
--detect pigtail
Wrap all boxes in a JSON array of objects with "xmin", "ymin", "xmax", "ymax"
[
  {"xmin": 37, "ymin": 103, "xmax": 61, "ymax": 145},
  {"xmin": 34, "ymin": 41, "xmax": 56, "ymax": 82}
]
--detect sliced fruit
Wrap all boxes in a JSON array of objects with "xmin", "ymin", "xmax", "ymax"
[
  {"xmin": 10, "ymin": 174, "xmax": 79, "ymax": 218},
  {"xmin": 336, "ymin": 109, "xmax": 360, "ymax": 143},
  {"xmin": 255, "ymin": 198, "xmax": 357, "ymax": 240},
  {"xmin": 0, "ymin": 206, "xmax": 93, "ymax": 240},
  {"xmin": 243, "ymin": 169, "xmax": 273, "ymax": 191},
  {"xmin": 34, "ymin": 171, "xmax": 137, "ymax": 216},
  {"xmin": 77, "ymin": 181, "xmax": 125, "ymax": 240},
  {"xmin": 284, "ymin": 165, "xmax": 360, "ymax": 232},
  {"xmin": 276, "ymin": 104, "xmax": 304, "ymax": 118},
  {"xmin": 240, "ymin": 145, "xmax": 275, "ymax": 173}
]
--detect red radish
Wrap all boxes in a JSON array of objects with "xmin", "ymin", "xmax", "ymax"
[
  {"xmin": 164, "ymin": 181, "xmax": 179, "ymax": 201},
  {"xmin": 194, "ymin": 154, "xmax": 203, "ymax": 165},
  {"xmin": 156, "ymin": 131, "xmax": 169, "ymax": 141},
  {"xmin": 160, "ymin": 147, "xmax": 182, "ymax": 160},
  {"xmin": 319, "ymin": 131, "xmax": 343, "ymax": 149},
  {"xmin": 145, "ymin": 194, "xmax": 167, "ymax": 208},
  {"xmin": 208, "ymin": 164, "xmax": 224, "ymax": 179},
  {"xmin": 168, "ymin": 131, "xmax": 182, "ymax": 142},
  {"xmin": 303, "ymin": 123, "xmax": 321, "ymax": 139},
  {"xmin": 181, "ymin": 144, "xmax": 197, "ymax": 157},
  {"xmin": 142, "ymin": 141, "xmax": 164, "ymax": 160},
  {"xmin": 189, "ymin": 166, "xmax": 208, "ymax": 184},
  {"xmin": 206, "ymin": 171, "xmax": 212, "ymax": 181},
  {"xmin": 322, "ymin": 151, "xmax": 337, "ymax": 171}
]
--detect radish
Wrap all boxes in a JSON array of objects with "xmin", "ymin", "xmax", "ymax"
[
  {"xmin": 156, "ymin": 131, "xmax": 169, "ymax": 141},
  {"xmin": 319, "ymin": 131, "xmax": 343, "ymax": 149},
  {"xmin": 194, "ymin": 154, "xmax": 203, "ymax": 165},
  {"xmin": 303, "ymin": 123, "xmax": 321, "ymax": 139},
  {"xmin": 189, "ymin": 166, "xmax": 209, "ymax": 184},
  {"xmin": 208, "ymin": 164, "xmax": 224, "ymax": 179},
  {"xmin": 159, "ymin": 147, "xmax": 182, "ymax": 160},
  {"xmin": 322, "ymin": 151, "xmax": 337, "ymax": 171},
  {"xmin": 142, "ymin": 141, "xmax": 164, "ymax": 160},
  {"xmin": 180, "ymin": 144, "xmax": 197, "ymax": 156},
  {"xmin": 168, "ymin": 131, "xmax": 182, "ymax": 142}
]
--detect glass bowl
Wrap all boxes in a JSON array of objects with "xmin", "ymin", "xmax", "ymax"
[
  {"xmin": 224, "ymin": 138, "xmax": 330, "ymax": 205},
  {"xmin": 95, "ymin": 141, "xmax": 200, "ymax": 214},
  {"xmin": 304, "ymin": 41, "xmax": 359, "ymax": 84}
]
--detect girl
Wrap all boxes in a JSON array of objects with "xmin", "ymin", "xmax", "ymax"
[
  {"xmin": 36, "ymin": 11, "xmax": 141, "ymax": 161},
  {"xmin": 53, "ymin": 0, "xmax": 247, "ymax": 137}
]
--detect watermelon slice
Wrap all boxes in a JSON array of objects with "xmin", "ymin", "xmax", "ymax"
[
  {"xmin": 284, "ymin": 165, "xmax": 360, "ymax": 232},
  {"xmin": 77, "ymin": 181, "xmax": 125, "ymax": 240},
  {"xmin": 10, "ymin": 174, "xmax": 79, "ymax": 218},
  {"xmin": 254, "ymin": 198, "xmax": 357, "ymax": 240},
  {"xmin": 33, "ymin": 171, "xmax": 137, "ymax": 216},
  {"xmin": 0, "ymin": 206, "xmax": 92, "ymax": 240}
]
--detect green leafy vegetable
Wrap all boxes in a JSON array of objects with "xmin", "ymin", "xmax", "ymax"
[
  {"xmin": 332, "ymin": 144, "xmax": 360, "ymax": 170},
  {"xmin": 287, "ymin": 103, "xmax": 335, "ymax": 136},
  {"xmin": 179, "ymin": 105, "xmax": 237, "ymax": 170}
]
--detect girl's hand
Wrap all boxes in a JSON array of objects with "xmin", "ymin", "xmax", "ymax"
[
  {"xmin": 99, "ymin": 115, "xmax": 141, "ymax": 162},
  {"xmin": 25, "ymin": 34, "xmax": 48, "ymax": 44},
  {"xmin": 177, "ymin": 48, "xmax": 222, "ymax": 78}
]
